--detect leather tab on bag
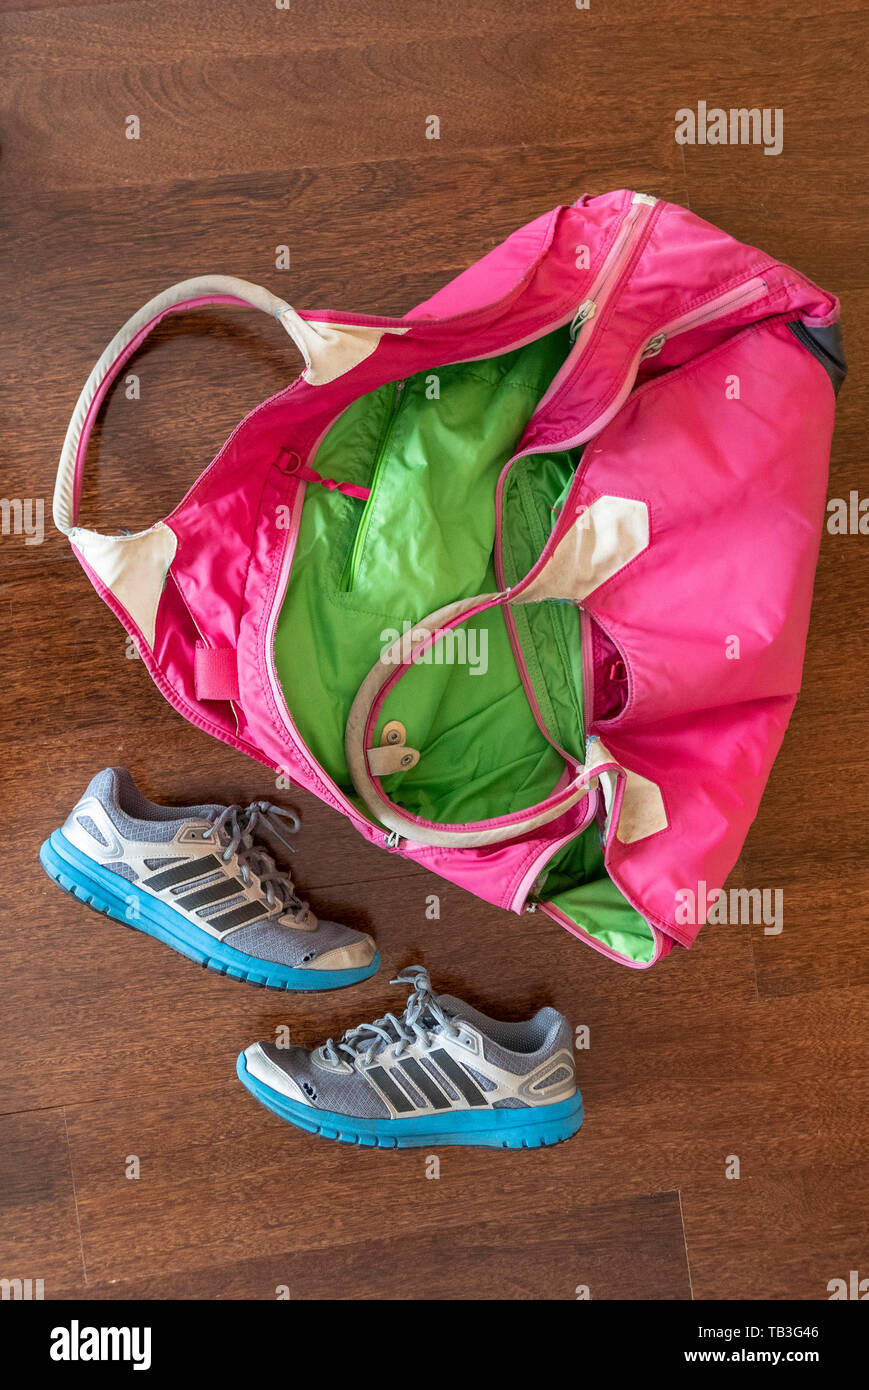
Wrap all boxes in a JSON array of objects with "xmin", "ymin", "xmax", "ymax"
[
  {"xmin": 195, "ymin": 643, "xmax": 240, "ymax": 702},
  {"xmin": 367, "ymin": 744, "xmax": 420, "ymax": 776}
]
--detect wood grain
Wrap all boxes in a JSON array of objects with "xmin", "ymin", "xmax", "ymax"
[{"xmin": 0, "ymin": 0, "xmax": 866, "ymax": 1302}]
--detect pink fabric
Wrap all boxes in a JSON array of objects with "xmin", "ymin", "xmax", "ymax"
[
  {"xmin": 194, "ymin": 644, "xmax": 240, "ymax": 703},
  {"xmin": 276, "ymin": 448, "xmax": 371, "ymax": 501},
  {"xmin": 67, "ymin": 191, "xmax": 840, "ymax": 966}
]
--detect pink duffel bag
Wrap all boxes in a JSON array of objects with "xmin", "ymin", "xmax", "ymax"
[{"xmin": 53, "ymin": 190, "xmax": 844, "ymax": 968}]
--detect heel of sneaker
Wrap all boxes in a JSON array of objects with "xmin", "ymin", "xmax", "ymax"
[
  {"xmin": 39, "ymin": 828, "xmax": 214, "ymax": 967},
  {"xmin": 39, "ymin": 830, "xmax": 141, "ymax": 925},
  {"xmin": 492, "ymin": 1092, "xmax": 584, "ymax": 1148}
]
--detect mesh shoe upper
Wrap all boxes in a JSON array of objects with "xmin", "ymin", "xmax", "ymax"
[{"xmin": 230, "ymin": 917, "xmax": 368, "ymax": 969}]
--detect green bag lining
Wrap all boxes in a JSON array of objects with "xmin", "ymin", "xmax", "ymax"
[
  {"xmin": 273, "ymin": 328, "xmax": 655, "ymax": 961},
  {"xmin": 540, "ymin": 843, "xmax": 658, "ymax": 964}
]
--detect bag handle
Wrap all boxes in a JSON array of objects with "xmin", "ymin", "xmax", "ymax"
[
  {"xmin": 54, "ymin": 276, "xmax": 313, "ymax": 535},
  {"xmin": 345, "ymin": 585, "xmax": 668, "ymax": 849},
  {"xmin": 343, "ymin": 493, "xmax": 661, "ymax": 848},
  {"xmin": 345, "ymin": 592, "xmax": 598, "ymax": 848},
  {"xmin": 53, "ymin": 275, "xmax": 408, "ymax": 535}
]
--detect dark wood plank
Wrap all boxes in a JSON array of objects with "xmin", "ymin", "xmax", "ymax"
[
  {"xmin": 681, "ymin": 1163, "xmax": 869, "ymax": 1301},
  {"xmin": 0, "ymin": 1109, "xmax": 84, "ymax": 1288},
  {"xmin": 48, "ymin": 1195, "xmax": 691, "ymax": 1300},
  {"xmin": 48, "ymin": 979, "xmax": 863, "ymax": 1282},
  {"xmin": 0, "ymin": 9, "xmax": 864, "ymax": 208},
  {"xmin": 1, "ymin": 0, "xmax": 867, "ymax": 1305}
]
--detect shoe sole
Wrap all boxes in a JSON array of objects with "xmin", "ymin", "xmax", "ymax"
[
  {"xmin": 236, "ymin": 1049, "xmax": 584, "ymax": 1149},
  {"xmin": 39, "ymin": 829, "xmax": 380, "ymax": 992}
]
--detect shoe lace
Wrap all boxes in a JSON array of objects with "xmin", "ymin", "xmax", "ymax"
[
  {"xmin": 203, "ymin": 801, "xmax": 306, "ymax": 916},
  {"xmin": 321, "ymin": 966, "xmax": 458, "ymax": 1066}
]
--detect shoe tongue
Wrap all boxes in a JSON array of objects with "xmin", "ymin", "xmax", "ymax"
[{"xmin": 278, "ymin": 904, "xmax": 316, "ymax": 929}]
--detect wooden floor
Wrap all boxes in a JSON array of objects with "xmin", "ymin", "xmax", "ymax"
[{"xmin": 1, "ymin": 0, "xmax": 867, "ymax": 1302}]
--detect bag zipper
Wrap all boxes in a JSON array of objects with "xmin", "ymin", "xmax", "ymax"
[
  {"xmin": 638, "ymin": 275, "xmax": 771, "ymax": 361},
  {"xmin": 535, "ymin": 192, "xmax": 658, "ymax": 417},
  {"xmin": 579, "ymin": 607, "xmax": 595, "ymax": 730},
  {"xmin": 567, "ymin": 197, "xmax": 655, "ymax": 345},
  {"xmin": 511, "ymin": 794, "xmax": 598, "ymax": 914},
  {"xmin": 491, "ymin": 194, "xmax": 659, "ymax": 763},
  {"xmin": 340, "ymin": 379, "xmax": 405, "ymax": 590},
  {"xmin": 575, "ymin": 272, "xmax": 772, "ymax": 433},
  {"xmin": 509, "ymin": 271, "xmax": 772, "ymax": 491}
]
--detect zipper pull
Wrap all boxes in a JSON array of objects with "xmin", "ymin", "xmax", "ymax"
[
  {"xmin": 632, "ymin": 192, "xmax": 657, "ymax": 206},
  {"xmin": 569, "ymin": 298, "xmax": 597, "ymax": 342},
  {"xmin": 641, "ymin": 333, "xmax": 666, "ymax": 359},
  {"xmin": 385, "ymin": 830, "xmax": 402, "ymax": 849}
]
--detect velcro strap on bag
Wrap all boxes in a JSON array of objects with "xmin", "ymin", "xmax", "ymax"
[{"xmin": 195, "ymin": 643, "xmax": 240, "ymax": 702}]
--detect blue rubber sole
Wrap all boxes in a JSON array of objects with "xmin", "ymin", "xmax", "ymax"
[
  {"xmin": 39, "ymin": 829, "xmax": 380, "ymax": 992},
  {"xmin": 236, "ymin": 1049, "xmax": 584, "ymax": 1149}
]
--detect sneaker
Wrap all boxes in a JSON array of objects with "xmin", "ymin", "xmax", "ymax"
[
  {"xmin": 39, "ymin": 767, "xmax": 379, "ymax": 991},
  {"xmin": 237, "ymin": 966, "xmax": 583, "ymax": 1148}
]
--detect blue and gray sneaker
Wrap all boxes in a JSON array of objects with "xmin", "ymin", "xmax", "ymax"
[
  {"xmin": 237, "ymin": 966, "xmax": 583, "ymax": 1148},
  {"xmin": 39, "ymin": 767, "xmax": 379, "ymax": 990}
]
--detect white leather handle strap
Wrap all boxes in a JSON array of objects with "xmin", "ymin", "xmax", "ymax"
[
  {"xmin": 53, "ymin": 274, "xmax": 409, "ymax": 536},
  {"xmin": 345, "ymin": 592, "xmax": 596, "ymax": 848},
  {"xmin": 54, "ymin": 275, "xmax": 305, "ymax": 535}
]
